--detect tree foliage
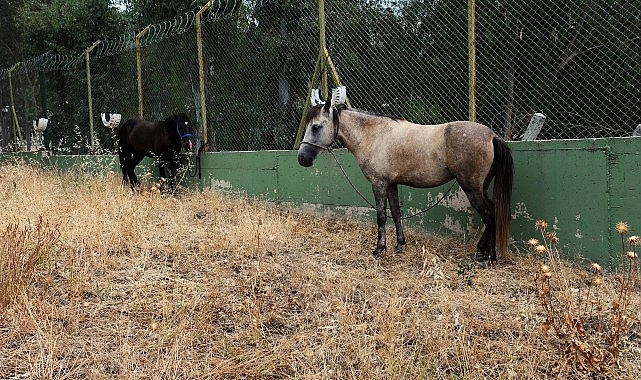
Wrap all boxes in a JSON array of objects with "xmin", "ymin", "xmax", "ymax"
[
  {"xmin": 17, "ymin": 0, "xmax": 126, "ymax": 56},
  {"xmin": 0, "ymin": 0, "xmax": 23, "ymax": 68},
  {"xmin": 1, "ymin": 0, "xmax": 640, "ymax": 153}
]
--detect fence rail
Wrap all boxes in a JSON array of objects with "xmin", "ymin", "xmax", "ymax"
[{"xmin": 1, "ymin": 0, "xmax": 639, "ymax": 154}]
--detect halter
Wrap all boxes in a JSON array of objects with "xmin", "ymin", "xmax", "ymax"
[
  {"xmin": 176, "ymin": 120, "xmax": 192, "ymax": 140},
  {"xmin": 299, "ymin": 109, "xmax": 339, "ymax": 151},
  {"xmin": 300, "ymin": 86, "xmax": 346, "ymax": 151}
]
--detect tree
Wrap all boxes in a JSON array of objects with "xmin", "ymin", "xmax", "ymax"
[
  {"xmin": 123, "ymin": 0, "xmax": 202, "ymax": 27},
  {"xmin": 18, "ymin": 0, "xmax": 126, "ymax": 56},
  {"xmin": 0, "ymin": 0, "xmax": 23, "ymax": 69}
]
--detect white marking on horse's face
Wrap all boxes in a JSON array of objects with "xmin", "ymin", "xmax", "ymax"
[{"xmin": 297, "ymin": 108, "xmax": 336, "ymax": 167}]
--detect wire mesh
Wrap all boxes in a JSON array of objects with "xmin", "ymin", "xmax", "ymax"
[{"xmin": 0, "ymin": 0, "xmax": 639, "ymax": 154}]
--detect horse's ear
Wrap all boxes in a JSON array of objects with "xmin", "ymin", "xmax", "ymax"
[
  {"xmin": 331, "ymin": 86, "xmax": 347, "ymax": 107},
  {"xmin": 310, "ymin": 89, "xmax": 323, "ymax": 107}
]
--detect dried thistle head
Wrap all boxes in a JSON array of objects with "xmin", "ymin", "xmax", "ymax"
[
  {"xmin": 535, "ymin": 245, "xmax": 547, "ymax": 254},
  {"xmin": 545, "ymin": 231, "xmax": 560, "ymax": 244},
  {"xmin": 590, "ymin": 263, "xmax": 602, "ymax": 274},
  {"xmin": 590, "ymin": 277, "xmax": 603, "ymax": 287},
  {"xmin": 615, "ymin": 222, "xmax": 630, "ymax": 235},
  {"xmin": 528, "ymin": 238, "xmax": 539, "ymax": 247},
  {"xmin": 535, "ymin": 220, "xmax": 548, "ymax": 231},
  {"xmin": 627, "ymin": 235, "xmax": 640, "ymax": 246},
  {"xmin": 540, "ymin": 264, "xmax": 551, "ymax": 274},
  {"xmin": 626, "ymin": 251, "xmax": 638, "ymax": 260}
]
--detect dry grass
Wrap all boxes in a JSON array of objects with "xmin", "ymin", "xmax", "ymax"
[{"xmin": 0, "ymin": 164, "xmax": 639, "ymax": 379}]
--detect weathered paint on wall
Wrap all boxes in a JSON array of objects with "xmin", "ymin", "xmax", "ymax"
[
  {"xmin": 191, "ymin": 138, "xmax": 641, "ymax": 266},
  {"xmin": 2, "ymin": 137, "xmax": 640, "ymax": 265}
]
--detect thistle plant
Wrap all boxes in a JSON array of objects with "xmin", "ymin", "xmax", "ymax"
[{"xmin": 530, "ymin": 220, "xmax": 638, "ymax": 377}]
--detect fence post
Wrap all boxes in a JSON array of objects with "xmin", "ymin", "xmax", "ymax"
[
  {"xmin": 522, "ymin": 113, "xmax": 546, "ymax": 140},
  {"xmin": 7, "ymin": 63, "xmax": 22, "ymax": 148},
  {"xmin": 468, "ymin": 0, "xmax": 476, "ymax": 122},
  {"xmin": 294, "ymin": 0, "xmax": 349, "ymax": 149},
  {"xmin": 136, "ymin": 25, "xmax": 151, "ymax": 119},
  {"xmin": 85, "ymin": 40, "xmax": 101, "ymax": 153},
  {"xmin": 196, "ymin": 1, "xmax": 213, "ymax": 150}
]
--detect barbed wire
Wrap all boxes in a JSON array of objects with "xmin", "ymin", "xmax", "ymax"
[
  {"xmin": 141, "ymin": 12, "xmax": 196, "ymax": 46},
  {"xmin": 1, "ymin": 0, "xmax": 640, "ymax": 154},
  {"xmin": 94, "ymin": 34, "xmax": 137, "ymax": 59}
]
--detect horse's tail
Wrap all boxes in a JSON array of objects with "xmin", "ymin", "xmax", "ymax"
[{"xmin": 492, "ymin": 136, "xmax": 514, "ymax": 257}]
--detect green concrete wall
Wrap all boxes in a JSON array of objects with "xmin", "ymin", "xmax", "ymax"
[
  {"xmin": 190, "ymin": 138, "xmax": 641, "ymax": 266},
  {"xmin": 2, "ymin": 137, "xmax": 640, "ymax": 265}
]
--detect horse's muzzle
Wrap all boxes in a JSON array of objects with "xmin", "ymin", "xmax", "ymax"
[
  {"xmin": 297, "ymin": 152, "xmax": 313, "ymax": 167},
  {"xmin": 183, "ymin": 140, "xmax": 193, "ymax": 153}
]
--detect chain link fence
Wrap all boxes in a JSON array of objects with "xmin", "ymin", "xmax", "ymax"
[{"xmin": 0, "ymin": 0, "xmax": 639, "ymax": 154}]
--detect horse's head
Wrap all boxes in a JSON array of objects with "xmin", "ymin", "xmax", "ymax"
[
  {"xmin": 297, "ymin": 87, "xmax": 346, "ymax": 167},
  {"xmin": 174, "ymin": 112, "xmax": 195, "ymax": 152}
]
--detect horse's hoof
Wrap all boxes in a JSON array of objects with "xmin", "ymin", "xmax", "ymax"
[
  {"xmin": 394, "ymin": 243, "xmax": 405, "ymax": 253},
  {"xmin": 372, "ymin": 246, "xmax": 386, "ymax": 259},
  {"xmin": 475, "ymin": 252, "xmax": 495, "ymax": 269}
]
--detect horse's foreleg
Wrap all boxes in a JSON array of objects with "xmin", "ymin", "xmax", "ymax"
[
  {"xmin": 371, "ymin": 183, "xmax": 388, "ymax": 258},
  {"xmin": 167, "ymin": 160, "xmax": 177, "ymax": 194},
  {"xmin": 157, "ymin": 160, "xmax": 167, "ymax": 192},
  {"xmin": 118, "ymin": 149, "xmax": 129, "ymax": 185},
  {"xmin": 387, "ymin": 184, "xmax": 406, "ymax": 253},
  {"xmin": 128, "ymin": 155, "xmax": 143, "ymax": 190}
]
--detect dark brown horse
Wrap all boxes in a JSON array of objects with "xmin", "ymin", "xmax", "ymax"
[
  {"xmin": 297, "ymin": 87, "xmax": 513, "ymax": 265},
  {"xmin": 117, "ymin": 112, "xmax": 194, "ymax": 193}
]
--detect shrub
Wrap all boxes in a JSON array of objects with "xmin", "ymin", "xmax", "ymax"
[{"xmin": 529, "ymin": 220, "xmax": 638, "ymax": 378}]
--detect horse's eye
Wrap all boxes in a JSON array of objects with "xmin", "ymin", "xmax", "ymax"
[{"xmin": 311, "ymin": 124, "xmax": 322, "ymax": 132}]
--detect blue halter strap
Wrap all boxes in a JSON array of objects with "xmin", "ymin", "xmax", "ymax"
[{"xmin": 176, "ymin": 121, "xmax": 192, "ymax": 139}]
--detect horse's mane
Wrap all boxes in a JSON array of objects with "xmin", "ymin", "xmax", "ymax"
[
  {"xmin": 349, "ymin": 107, "xmax": 401, "ymax": 122},
  {"xmin": 305, "ymin": 104, "xmax": 400, "ymax": 124},
  {"xmin": 161, "ymin": 113, "xmax": 178, "ymax": 130}
]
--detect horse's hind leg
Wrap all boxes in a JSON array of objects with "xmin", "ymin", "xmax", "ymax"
[
  {"xmin": 387, "ymin": 184, "xmax": 406, "ymax": 252},
  {"xmin": 464, "ymin": 189, "xmax": 497, "ymax": 265}
]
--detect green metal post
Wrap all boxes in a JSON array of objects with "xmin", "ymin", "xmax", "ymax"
[
  {"xmin": 86, "ymin": 40, "xmax": 101, "ymax": 152},
  {"xmin": 468, "ymin": 0, "xmax": 477, "ymax": 122},
  {"xmin": 294, "ymin": 0, "xmax": 349, "ymax": 148},
  {"xmin": 136, "ymin": 25, "xmax": 151, "ymax": 119},
  {"xmin": 318, "ymin": 0, "xmax": 328, "ymax": 98},
  {"xmin": 39, "ymin": 67, "xmax": 51, "ymax": 150},
  {"xmin": 7, "ymin": 64, "xmax": 22, "ymax": 147},
  {"xmin": 196, "ymin": 1, "xmax": 213, "ymax": 149}
]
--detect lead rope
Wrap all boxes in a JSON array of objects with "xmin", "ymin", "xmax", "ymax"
[
  {"xmin": 326, "ymin": 148, "xmax": 457, "ymax": 220},
  {"xmin": 188, "ymin": 142, "xmax": 208, "ymax": 178}
]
